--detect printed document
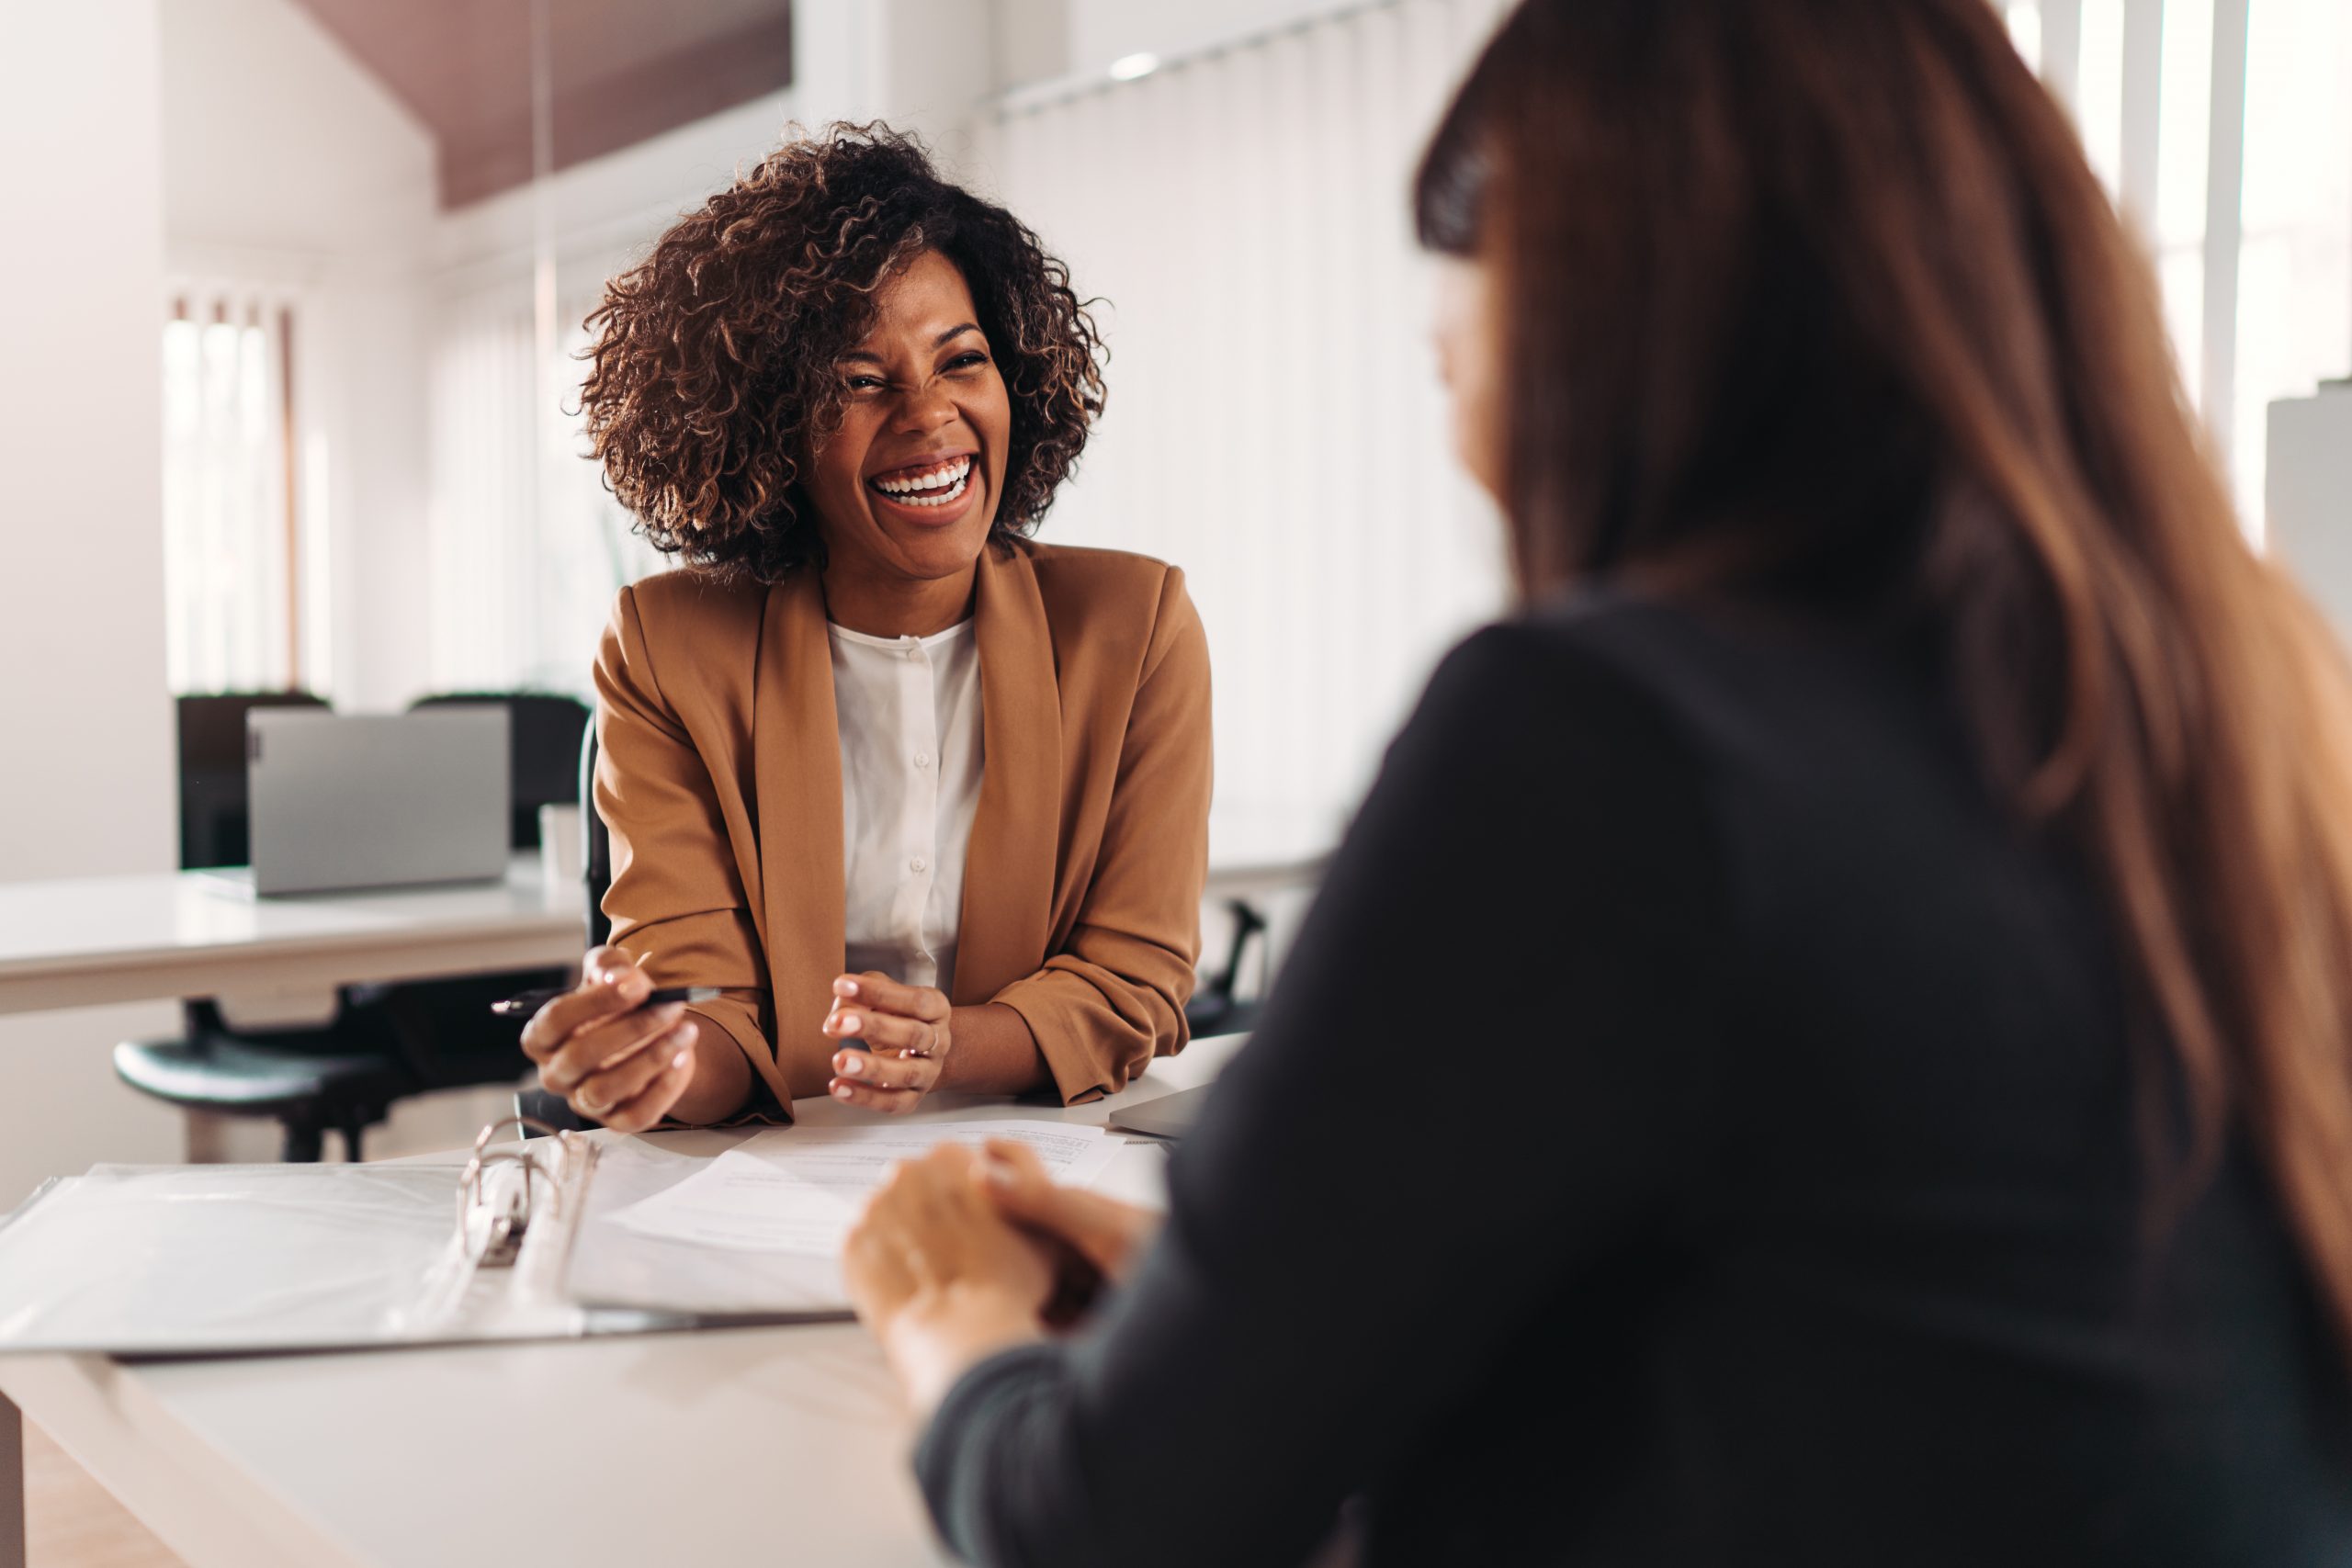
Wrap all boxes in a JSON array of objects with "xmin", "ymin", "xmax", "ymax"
[{"xmin": 599, "ymin": 1120, "xmax": 1122, "ymax": 1256}]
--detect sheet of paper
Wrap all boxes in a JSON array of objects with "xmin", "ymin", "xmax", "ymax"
[{"xmin": 599, "ymin": 1121, "xmax": 1123, "ymax": 1256}]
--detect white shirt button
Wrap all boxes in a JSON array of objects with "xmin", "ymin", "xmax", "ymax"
[
  {"xmin": 910, "ymin": 855, "xmax": 927, "ymax": 874},
  {"xmin": 914, "ymin": 750, "xmax": 933, "ymax": 769}
]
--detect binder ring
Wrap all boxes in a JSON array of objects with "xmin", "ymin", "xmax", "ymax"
[{"xmin": 456, "ymin": 1116, "xmax": 568, "ymax": 1264}]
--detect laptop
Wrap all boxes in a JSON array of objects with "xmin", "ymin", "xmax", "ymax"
[
  {"xmin": 1106, "ymin": 1084, "xmax": 1215, "ymax": 1141},
  {"xmin": 209, "ymin": 708, "xmax": 513, "ymax": 897}
]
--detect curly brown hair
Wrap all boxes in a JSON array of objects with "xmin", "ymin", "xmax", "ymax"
[{"xmin": 578, "ymin": 123, "xmax": 1106, "ymax": 581}]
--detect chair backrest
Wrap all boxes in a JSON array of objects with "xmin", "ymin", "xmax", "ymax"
[
  {"xmin": 513, "ymin": 723, "xmax": 613, "ymax": 1141},
  {"xmin": 175, "ymin": 691, "xmax": 332, "ymax": 869},
  {"xmin": 411, "ymin": 692, "xmax": 592, "ymax": 849},
  {"xmin": 579, "ymin": 720, "xmax": 613, "ymax": 949}
]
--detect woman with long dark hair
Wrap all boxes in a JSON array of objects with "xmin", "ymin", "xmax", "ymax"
[{"xmin": 842, "ymin": 3, "xmax": 2352, "ymax": 1562}]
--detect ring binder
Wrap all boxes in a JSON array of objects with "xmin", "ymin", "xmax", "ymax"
[
  {"xmin": 0, "ymin": 1112, "xmax": 1132, "ymax": 1356},
  {"xmin": 456, "ymin": 1114, "xmax": 578, "ymax": 1267}
]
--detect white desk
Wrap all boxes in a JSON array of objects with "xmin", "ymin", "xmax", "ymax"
[
  {"xmin": 0, "ymin": 1034, "xmax": 1244, "ymax": 1568},
  {"xmin": 0, "ymin": 809, "xmax": 1330, "ymax": 1023},
  {"xmin": 0, "ymin": 855, "xmax": 585, "ymax": 1018}
]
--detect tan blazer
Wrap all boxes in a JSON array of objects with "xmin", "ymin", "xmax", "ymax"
[{"xmin": 592, "ymin": 540, "xmax": 1211, "ymax": 1119}]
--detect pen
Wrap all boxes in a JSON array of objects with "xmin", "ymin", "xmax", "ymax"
[{"xmin": 489, "ymin": 984, "xmax": 721, "ymax": 1018}]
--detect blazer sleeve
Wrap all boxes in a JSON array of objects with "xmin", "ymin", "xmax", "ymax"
[
  {"xmin": 594, "ymin": 585, "xmax": 783, "ymax": 1122},
  {"xmin": 991, "ymin": 569, "xmax": 1213, "ymax": 1103}
]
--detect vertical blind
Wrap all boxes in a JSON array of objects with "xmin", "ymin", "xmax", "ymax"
[
  {"xmin": 983, "ymin": 0, "xmax": 1515, "ymax": 824},
  {"xmin": 428, "ymin": 280, "xmax": 663, "ymax": 698},
  {"xmin": 2005, "ymin": 0, "xmax": 2352, "ymax": 535}
]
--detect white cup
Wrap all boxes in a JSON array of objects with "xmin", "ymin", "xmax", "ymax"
[{"xmin": 539, "ymin": 803, "xmax": 585, "ymax": 892}]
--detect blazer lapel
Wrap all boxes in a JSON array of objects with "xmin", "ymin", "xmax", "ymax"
[
  {"xmin": 952, "ymin": 545, "xmax": 1061, "ymax": 1007},
  {"xmin": 754, "ymin": 569, "xmax": 848, "ymax": 1093}
]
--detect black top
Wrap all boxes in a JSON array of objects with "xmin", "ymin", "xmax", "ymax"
[{"xmin": 915, "ymin": 592, "xmax": 2352, "ymax": 1567}]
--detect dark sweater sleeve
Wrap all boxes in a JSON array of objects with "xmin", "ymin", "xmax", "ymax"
[{"xmin": 915, "ymin": 620, "xmax": 1731, "ymax": 1568}]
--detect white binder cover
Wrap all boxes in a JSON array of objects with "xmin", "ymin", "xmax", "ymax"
[{"xmin": 0, "ymin": 1120, "xmax": 1142, "ymax": 1359}]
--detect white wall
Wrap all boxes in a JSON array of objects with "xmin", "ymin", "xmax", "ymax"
[
  {"xmin": 1057, "ymin": 0, "xmax": 1363, "ymax": 84},
  {"xmin": 161, "ymin": 0, "xmax": 434, "ymax": 256},
  {"xmin": 432, "ymin": 88, "xmax": 801, "ymax": 292},
  {"xmin": 789, "ymin": 0, "xmax": 998, "ymax": 173},
  {"xmin": 161, "ymin": 0, "xmax": 440, "ymax": 712},
  {"xmin": 0, "ymin": 0, "xmax": 189, "ymax": 1205}
]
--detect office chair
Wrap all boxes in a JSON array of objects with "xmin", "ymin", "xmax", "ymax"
[
  {"xmin": 121, "ymin": 693, "xmax": 417, "ymax": 1161},
  {"xmin": 517, "ymin": 722, "xmax": 609, "ymax": 1135},
  {"xmin": 358, "ymin": 692, "xmax": 594, "ymax": 1082},
  {"xmin": 117, "ymin": 692, "xmax": 589, "ymax": 1161},
  {"xmin": 175, "ymin": 691, "xmax": 331, "ymax": 867},
  {"xmin": 410, "ymin": 691, "xmax": 593, "ymax": 851},
  {"xmin": 1184, "ymin": 898, "xmax": 1271, "ymax": 1039}
]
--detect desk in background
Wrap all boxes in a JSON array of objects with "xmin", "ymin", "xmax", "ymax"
[
  {"xmin": 0, "ymin": 808, "xmax": 1335, "ymax": 1023},
  {"xmin": 0, "ymin": 1033, "xmax": 1247, "ymax": 1568},
  {"xmin": 0, "ymin": 854, "xmax": 584, "ymax": 1020}
]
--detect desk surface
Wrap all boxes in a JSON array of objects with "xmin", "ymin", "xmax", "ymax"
[
  {"xmin": 0, "ymin": 1034, "xmax": 1244, "ymax": 1568},
  {"xmin": 0, "ymin": 855, "xmax": 584, "ymax": 1016},
  {"xmin": 0, "ymin": 807, "xmax": 1334, "ymax": 1020}
]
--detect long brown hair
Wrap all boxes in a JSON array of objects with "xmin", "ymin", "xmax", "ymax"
[{"xmin": 1422, "ymin": 0, "xmax": 2352, "ymax": 1355}]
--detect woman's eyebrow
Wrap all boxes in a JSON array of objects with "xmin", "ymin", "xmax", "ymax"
[{"xmin": 838, "ymin": 323, "xmax": 982, "ymax": 366}]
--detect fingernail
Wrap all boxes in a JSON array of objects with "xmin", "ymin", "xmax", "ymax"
[
  {"xmin": 833, "ymin": 1082, "xmax": 854, "ymax": 1100},
  {"xmin": 673, "ymin": 1047, "xmax": 694, "ymax": 1069},
  {"xmin": 839, "ymin": 1013, "xmax": 861, "ymax": 1035},
  {"xmin": 598, "ymin": 968, "xmax": 625, "ymax": 986},
  {"xmin": 834, "ymin": 978, "xmax": 859, "ymax": 998},
  {"xmin": 985, "ymin": 1163, "xmax": 1015, "ymax": 1186}
]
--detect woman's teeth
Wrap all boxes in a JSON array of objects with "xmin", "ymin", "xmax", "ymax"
[{"xmin": 871, "ymin": 457, "xmax": 974, "ymax": 507}]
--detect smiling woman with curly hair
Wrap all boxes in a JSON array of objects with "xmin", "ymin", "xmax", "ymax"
[{"xmin": 519, "ymin": 124, "xmax": 1212, "ymax": 1132}]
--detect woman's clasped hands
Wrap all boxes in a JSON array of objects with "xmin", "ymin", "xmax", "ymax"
[
  {"xmin": 844, "ymin": 1137, "xmax": 1162, "ymax": 1412},
  {"xmin": 823, "ymin": 970, "xmax": 958, "ymax": 1111}
]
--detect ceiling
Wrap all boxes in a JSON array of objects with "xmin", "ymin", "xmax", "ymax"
[{"xmin": 288, "ymin": 0, "xmax": 794, "ymax": 209}]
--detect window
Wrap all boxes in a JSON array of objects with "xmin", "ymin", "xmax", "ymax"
[
  {"xmin": 2006, "ymin": 0, "xmax": 2352, "ymax": 537},
  {"xmin": 2234, "ymin": 0, "xmax": 2352, "ymax": 534},
  {"xmin": 160, "ymin": 287, "xmax": 316, "ymax": 694}
]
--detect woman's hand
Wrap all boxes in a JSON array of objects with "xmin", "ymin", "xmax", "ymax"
[
  {"xmin": 978, "ymin": 1137, "xmax": 1163, "ymax": 1292},
  {"xmin": 824, "ymin": 971, "xmax": 956, "ymax": 1112},
  {"xmin": 844, "ymin": 1143, "xmax": 1055, "ymax": 1414},
  {"xmin": 518, "ymin": 946, "xmax": 699, "ymax": 1134}
]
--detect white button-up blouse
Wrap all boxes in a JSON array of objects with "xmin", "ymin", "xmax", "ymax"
[{"xmin": 828, "ymin": 617, "xmax": 985, "ymax": 995}]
